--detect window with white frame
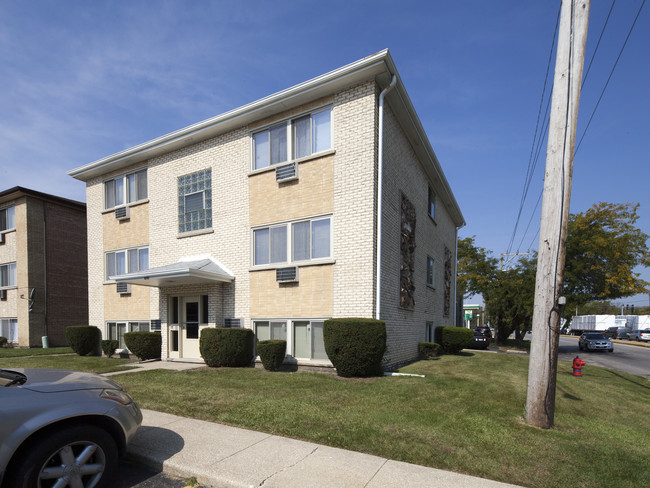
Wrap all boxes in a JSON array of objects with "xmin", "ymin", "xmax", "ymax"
[
  {"xmin": 254, "ymin": 319, "xmax": 328, "ymax": 361},
  {"xmin": 178, "ymin": 169, "xmax": 212, "ymax": 233},
  {"xmin": 0, "ymin": 263, "xmax": 17, "ymax": 288},
  {"xmin": 428, "ymin": 186, "xmax": 436, "ymax": 220},
  {"xmin": 0, "ymin": 206, "xmax": 15, "ymax": 232},
  {"xmin": 105, "ymin": 247, "xmax": 149, "ymax": 281},
  {"xmin": 293, "ymin": 320, "xmax": 328, "ymax": 360},
  {"xmin": 104, "ymin": 169, "xmax": 148, "ymax": 210},
  {"xmin": 253, "ymin": 107, "xmax": 332, "ymax": 170},
  {"xmin": 426, "ymin": 256, "xmax": 435, "ymax": 287},
  {"xmin": 0, "ymin": 318, "xmax": 18, "ymax": 343},
  {"xmin": 253, "ymin": 217, "xmax": 331, "ymax": 266},
  {"xmin": 107, "ymin": 321, "xmax": 150, "ymax": 349}
]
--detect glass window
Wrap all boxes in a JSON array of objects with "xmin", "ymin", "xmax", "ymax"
[
  {"xmin": 428, "ymin": 187, "xmax": 436, "ymax": 219},
  {"xmin": 254, "ymin": 228, "xmax": 270, "ymax": 265},
  {"xmin": 255, "ymin": 321, "xmax": 286, "ymax": 342},
  {"xmin": 178, "ymin": 169, "xmax": 212, "ymax": 233},
  {"xmin": 312, "ymin": 219, "xmax": 330, "ymax": 259},
  {"xmin": 0, "ymin": 318, "xmax": 18, "ymax": 343},
  {"xmin": 293, "ymin": 320, "xmax": 327, "ymax": 360},
  {"xmin": 255, "ymin": 217, "xmax": 331, "ymax": 266},
  {"xmin": 254, "ymin": 131, "xmax": 270, "ymax": 170},
  {"xmin": 105, "ymin": 247, "xmax": 149, "ymax": 280},
  {"xmin": 292, "ymin": 221, "xmax": 310, "ymax": 261},
  {"xmin": 252, "ymin": 107, "xmax": 331, "ymax": 170},
  {"xmin": 293, "ymin": 116, "xmax": 310, "ymax": 159},
  {"xmin": 312, "ymin": 109, "xmax": 331, "ymax": 153},
  {"xmin": 427, "ymin": 256, "xmax": 434, "ymax": 287},
  {"xmin": 104, "ymin": 169, "xmax": 148, "ymax": 210},
  {"xmin": 0, "ymin": 263, "xmax": 17, "ymax": 288},
  {"xmin": 0, "ymin": 206, "xmax": 15, "ymax": 232}
]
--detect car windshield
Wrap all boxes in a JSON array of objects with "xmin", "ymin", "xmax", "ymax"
[
  {"xmin": 585, "ymin": 333, "xmax": 606, "ymax": 340},
  {"xmin": 0, "ymin": 369, "xmax": 27, "ymax": 387}
]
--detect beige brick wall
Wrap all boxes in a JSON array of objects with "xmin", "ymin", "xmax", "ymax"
[
  {"xmin": 379, "ymin": 104, "xmax": 459, "ymax": 366},
  {"xmin": 250, "ymin": 265, "xmax": 333, "ymax": 318},
  {"xmin": 86, "ymin": 178, "xmax": 106, "ymax": 330},
  {"xmin": 332, "ymin": 81, "xmax": 378, "ymax": 318},
  {"xmin": 249, "ymin": 154, "xmax": 334, "ymax": 226}
]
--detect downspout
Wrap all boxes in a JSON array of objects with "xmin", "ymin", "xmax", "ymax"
[{"xmin": 376, "ymin": 75, "xmax": 397, "ymax": 320}]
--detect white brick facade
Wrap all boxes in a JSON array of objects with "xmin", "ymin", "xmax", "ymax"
[{"xmin": 71, "ymin": 51, "xmax": 464, "ymax": 368}]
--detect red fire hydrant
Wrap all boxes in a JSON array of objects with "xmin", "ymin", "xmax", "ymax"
[{"xmin": 572, "ymin": 356, "xmax": 586, "ymax": 377}]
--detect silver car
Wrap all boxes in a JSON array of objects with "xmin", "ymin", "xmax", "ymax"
[
  {"xmin": 578, "ymin": 332, "xmax": 614, "ymax": 352},
  {"xmin": 0, "ymin": 368, "xmax": 142, "ymax": 488}
]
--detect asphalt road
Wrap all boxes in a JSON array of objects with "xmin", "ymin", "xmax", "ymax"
[{"xmin": 558, "ymin": 335, "xmax": 650, "ymax": 378}]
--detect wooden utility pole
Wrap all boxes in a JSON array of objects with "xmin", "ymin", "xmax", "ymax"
[{"xmin": 525, "ymin": 0, "xmax": 590, "ymax": 429}]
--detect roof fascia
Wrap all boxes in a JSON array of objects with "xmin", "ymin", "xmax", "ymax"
[{"xmin": 68, "ymin": 51, "xmax": 391, "ymax": 181}]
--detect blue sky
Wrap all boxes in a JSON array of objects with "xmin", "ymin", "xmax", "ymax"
[{"xmin": 1, "ymin": 0, "xmax": 648, "ymax": 307}]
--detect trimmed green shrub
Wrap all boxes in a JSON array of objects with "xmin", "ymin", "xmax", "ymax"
[
  {"xmin": 65, "ymin": 326, "xmax": 101, "ymax": 356},
  {"xmin": 257, "ymin": 340, "xmax": 286, "ymax": 371},
  {"xmin": 0, "ymin": 336, "xmax": 8, "ymax": 347},
  {"xmin": 200, "ymin": 328, "xmax": 254, "ymax": 367},
  {"xmin": 101, "ymin": 339, "xmax": 119, "ymax": 358},
  {"xmin": 419, "ymin": 342, "xmax": 441, "ymax": 359},
  {"xmin": 124, "ymin": 332, "xmax": 161, "ymax": 361},
  {"xmin": 441, "ymin": 326, "xmax": 473, "ymax": 354},
  {"xmin": 323, "ymin": 318, "xmax": 386, "ymax": 377}
]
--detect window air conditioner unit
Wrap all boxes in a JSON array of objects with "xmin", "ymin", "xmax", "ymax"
[
  {"xmin": 224, "ymin": 318, "xmax": 241, "ymax": 328},
  {"xmin": 276, "ymin": 266, "xmax": 299, "ymax": 283},
  {"xmin": 0, "ymin": 289, "xmax": 6, "ymax": 301},
  {"xmin": 115, "ymin": 206, "xmax": 130, "ymax": 221},
  {"xmin": 275, "ymin": 162, "xmax": 298, "ymax": 182},
  {"xmin": 116, "ymin": 283, "xmax": 131, "ymax": 295}
]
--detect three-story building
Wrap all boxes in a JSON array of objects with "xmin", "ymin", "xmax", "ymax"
[{"xmin": 68, "ymin": 50, "xmax": 465, "ymax": 367}]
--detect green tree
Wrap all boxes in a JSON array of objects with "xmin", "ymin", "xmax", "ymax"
[
  {"xmin": 457, "ymin": 202, "xmax": 649, "ymax": 345},
  {"xmin": 563, "ymin": 202, "xmax": 650, "ymax": 316}
]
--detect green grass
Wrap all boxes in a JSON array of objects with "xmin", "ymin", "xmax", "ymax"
[
  {"xmin": 0, "ymin": 353, "xmax": 138, "ymax": 374},
  {"xmin": 111, "ymin": 353, "xmax": 649, "ymax": 488},
  {"xmin": 0, "ymin": 346, "xmax": 74, "ymax": 357}
]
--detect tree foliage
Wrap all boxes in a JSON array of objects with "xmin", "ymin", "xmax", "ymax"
[
  {"xmin": 457, "ymin": 202, "xmax": 649, "ymax": 345},
  {"xmin": 563, "ymin": 202, "xmax": 649, "ymax": 311}
]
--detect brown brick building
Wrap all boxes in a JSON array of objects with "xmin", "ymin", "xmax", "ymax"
[{"xmin": 0, "ymin": 187, "xmax": 88, "ymax": 347}]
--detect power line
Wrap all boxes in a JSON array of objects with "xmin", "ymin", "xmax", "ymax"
[
  {"xmin": 506, "ymin": 2, "xmax": 562, "ymax": 257},
  {"xmin": 575, "ymin": 0, "xmax": 646, "ymax": 154}
]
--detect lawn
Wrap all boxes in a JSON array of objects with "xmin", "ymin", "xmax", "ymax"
[
  {"xmin": 107, "ymin": 352, "xmax": 649, "ymax": 488},
  {"xmin": 0, "ymin": 346, "xmax": 74, "ymax": 357},
  {"xmin": 1, "ymin": 350, "xmax": 647, "ymax": 487},
  {"xmin": 0, "ymin": 348, "xmax": 138, "ymax": 374}
]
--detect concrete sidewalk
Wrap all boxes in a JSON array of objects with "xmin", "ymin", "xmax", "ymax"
[{"xmin": 127, "ymin": 409, "xmax": 522, "ymax": 488}]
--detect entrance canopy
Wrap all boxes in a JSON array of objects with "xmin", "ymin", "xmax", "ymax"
[{"xmin": 112, "ymin": 256, "xmax": 234, "ymax": 288}]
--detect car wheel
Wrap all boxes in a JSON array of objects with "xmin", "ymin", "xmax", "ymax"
[{"xmin": 8, "ymin": 424, "xmax": 118, "ymax": 488}]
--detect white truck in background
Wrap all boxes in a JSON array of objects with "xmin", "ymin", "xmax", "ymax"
[{"xmin": 567, "ymin": 315, "xmax": 649, "ymax": 335}]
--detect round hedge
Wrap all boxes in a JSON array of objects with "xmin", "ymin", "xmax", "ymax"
[
  {"xmin": 257, "ymin": 340, "xmax": 286, "ymax": 371},
  {"xmin": 65, "ymin": 326, "xmax": 101, "ymax": 356},
  {"xmin": 124, "ymin": 331, "xmax": 161, "ymax": 360},
  {"xmin": 101, "ymin": 339, "xmax": 119, "ymax": 358},
  {"xmin": 441, "ymin": 326, "xmax": 473, "ymax": 354},
  {"xmin": 200, "ymin": 328, "xmax": 254, "ymax": 367},
  {"xmin": 323, "ymin": 318, "xmax": 386, "ymax": 377}
]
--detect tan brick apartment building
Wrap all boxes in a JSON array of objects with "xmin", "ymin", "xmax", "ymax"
[
  {"xmin": 68, "ymin": 50, "xmax": 465, "ymax": 367},
  {"xmin": 0, "ymin": 187, "xmax": 88, "ymax": 347}
]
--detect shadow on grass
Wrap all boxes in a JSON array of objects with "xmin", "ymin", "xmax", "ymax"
[
  {"xmin": 557, "ymin": 385, "xmax": 583, "ymax": 401},
  {"xmin": 607, "ymin": 369, "xmax": 650, "ymax": 390}
]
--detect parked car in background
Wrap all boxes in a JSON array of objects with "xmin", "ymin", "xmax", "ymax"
[
  {"xmin": 0, "ymin": 368, "xmax": 142, "ymax": 488},
  {"xmin": 605, "ymin": 327, "xmax": 631, "ymax": 340},
  {"xmin": 469, "ymin": 329, "xmax": 490, "ymax": 350},
  {"xmin": 628, "ymin": 328, "xmax": 650, "ymax": 342},
  {"xmin": 474, "ymin": 326, "xmax": 492, "ymax": 339},
  {"xmin": 579, "ymin": 332, "xmax": 614, "ymax": 352}
]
